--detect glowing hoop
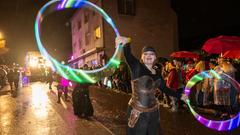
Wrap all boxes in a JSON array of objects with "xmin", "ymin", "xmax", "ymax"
[
  {"xmin": 34, "ymin": 0, "xmax": 121, "ymax": 83},
  {"xmin": 183, "ymin": 70, "xmax": 240, "ymax": 131}
]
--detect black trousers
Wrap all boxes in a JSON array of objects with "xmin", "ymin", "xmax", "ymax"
[{"xmin": 127, "ymin": 106, "xmax": 164, "ymax": 135}]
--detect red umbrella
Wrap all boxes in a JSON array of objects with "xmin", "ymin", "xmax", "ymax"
[
  {"xmin": 202, "ymin": 35, "xmax": 240, "ymax": 54},
  {"xmin": 222, "ymin": 50, "xmax": 240, "ymax": 59},
  {"xmin": 170, "ymin": 51, "xmax": 199, "ymax": 59}
]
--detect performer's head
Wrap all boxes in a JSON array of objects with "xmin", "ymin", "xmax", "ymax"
[{"xmin": 141, "ymin": 46, "xmax": 157, "ymax": 66}]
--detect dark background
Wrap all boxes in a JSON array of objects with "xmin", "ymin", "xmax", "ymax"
[
  {"xmin": 171, "ymin": 0, "xmax": 240, "ymax": 51},
  {"xmin": 0, "ymin": 0, "xmax": 74, "ymax": 65}
]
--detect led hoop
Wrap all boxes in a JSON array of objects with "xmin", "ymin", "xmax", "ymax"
[
  {"xmin": 34, "ymin": 0, "xmax": 122, "ymax": 83},
  {"xmin": 183, "ymin": 70, "xmax": 240, "ymax": 131}
]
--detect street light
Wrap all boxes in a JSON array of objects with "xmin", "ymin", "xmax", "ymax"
[
  {"xmin": 0, "ymin": 31, "xmax": 9, "ymax": 55},
  {"xmin": 0, "ymin": 32, "xmax": 6, "ymax": 48},
  {"xmin": 0, "ymin": 39, "xmax": 6, "ymax": 48},
  {"xmin": 0, "ymin": 32, "xmax": 3, "ymax": 39}
]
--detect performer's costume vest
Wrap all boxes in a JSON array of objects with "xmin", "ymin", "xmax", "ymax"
[
  {"xmin": 128, "ymin": 75, "xmax": 160, "ymax": 127},
  {"xmin": 129, "ymin": 75, "xmax": 160, "ymax": 111},
  {"xmin": 128, "ymin": 75, "xmax": 160, "ymax": 128}
]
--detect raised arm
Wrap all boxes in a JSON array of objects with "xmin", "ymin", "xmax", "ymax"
[{"xmin": 115, "ymin": 36, "xmax": 140, "ymax": 71}]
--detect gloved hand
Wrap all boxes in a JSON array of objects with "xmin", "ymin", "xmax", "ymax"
[
  {"xmin": 181, "ymin": 93, "xmax": 188, "ymax": 103},
  {"xmin": 152, "ymin": 61, "xmax": 162, "ymax": 70},
  {"xmin": 115, "ymin": 36, "xmax": 131, "ymax": 48}
]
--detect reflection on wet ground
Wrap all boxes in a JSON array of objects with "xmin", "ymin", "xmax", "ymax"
[
  {"xmin": 0, "ymin": 82, "xmax": 112, "ymax": 135},
  {"xmin": 1, "ymin": 82, "xmax": 240, "ymax": 135},
  {"xmin": 31, "ymin": 83, "xmax": 49, "ymax": 119}
]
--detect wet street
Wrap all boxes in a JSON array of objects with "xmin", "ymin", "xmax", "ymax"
[
  {"xmin": 0, "ymin": 82, "xmax": 113, "ymax": 135},
  {"xmin": 0, "ymin": 82, "xmax": 240, "ymax": 135}
]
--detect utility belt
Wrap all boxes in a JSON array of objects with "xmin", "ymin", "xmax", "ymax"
[{"xmin": 128, "ymin": 98, "xmax": 159, "ymax": 128}]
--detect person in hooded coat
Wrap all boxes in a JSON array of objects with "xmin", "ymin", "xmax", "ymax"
[{"xmin": 72, "ymin": 64, "xmax": 94, "ymax": 119}]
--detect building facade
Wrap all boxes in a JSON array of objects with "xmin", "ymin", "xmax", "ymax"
[{"xmin": 69, "ymin": 0, "xmax": 178, "ymax": 68}]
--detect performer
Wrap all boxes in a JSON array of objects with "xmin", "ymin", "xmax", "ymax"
[
  {"xmin": 7, "ymin": 69, "xmax": 15, "ymax": 92},
  {"xmin": 72, "ymin": 64, "xmax": 94, "ymax": 119},
  {"xmin": 56, "ymin": 82, "xmax": 63, "ymax": 103},
  {"xmin": 116, "ymin": 36, "xmax": 182, "ymax": 135},
  {"xmin": 60, "ymin": 76, "xmax": 70, "ymax": 101},
  {"xmin": 72, "ymin": 83, "xmax": 94, "ymax": 119},
  {"xmin": 46, "ymin": 68, "xmax": 54, "ymax": 90}
]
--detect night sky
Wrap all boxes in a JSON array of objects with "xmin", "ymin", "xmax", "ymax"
[
  {"xmin": 171, "ymin": 0, "xmax": 240, "ymax": 50},
  {"xmin": 0, "ymin": 0, "xmax": 73, "ymax": 65},
  {"xmin": 0, "ymin": 0, "xmax": 240, "ymax": 65}
]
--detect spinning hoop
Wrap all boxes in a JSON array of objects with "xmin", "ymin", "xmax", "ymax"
[
  {"xmin": 183, "ymin": 70, "xmax": 240, "ymax": 131},
  {"xmin": 34, "ymin": 0, "xmax": 121, "ymax": 83}
]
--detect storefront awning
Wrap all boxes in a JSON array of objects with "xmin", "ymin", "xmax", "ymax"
[{"xmin": 68, "ymin": 47, "xmax": 104, "ymax": 64}]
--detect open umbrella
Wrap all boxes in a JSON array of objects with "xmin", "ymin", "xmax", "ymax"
[
  {"xmin": 222, "ymin": 50, "xmax": 240, "ymax": 59},
  {"xmin": 202, "ymin": 35, "xmax": 240, "ymax": 54},
  {"xmin": 170, "ymin": 51, "xmax": 199, "ymax": 59}
]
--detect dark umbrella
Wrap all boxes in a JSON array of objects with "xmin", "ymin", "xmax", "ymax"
[{"xmin": 202, "ymin": 35, "xmax": 240, "ymax": 54}]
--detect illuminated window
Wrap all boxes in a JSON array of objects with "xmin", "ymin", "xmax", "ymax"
[
  {"xmin": 94, "ymin": 27, "xmax": 101, "ymax": 40},
  {"xmin": 0, "ymin": 40, "xmax": 5, "ymax": 48}
]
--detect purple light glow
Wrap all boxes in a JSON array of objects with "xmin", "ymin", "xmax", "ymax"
[
  {"xmin": 57, "ymin": 3, "xmax": 61, "ymax": 9},
  {"xmin": 207, "ymin": 120, "xmax": 212, "ymax": 127},
  {"xmin": 197, "ymin": 116, "xmax": 201, "ymax": 121},
  {"xmin": 184, "ymin": 70, "xmax": 240, "ymax": 131},
  {"xmin": 184, "ymin": 88, "xmax": 190, "ymax": 95},
  {"xmin": 238, "ymin": 114, "xmax": 240, "ymax": 126},
  {"xmin": 229, "ymin": 119, "xmax": 233, "ymax": 130},
  {"xmin": 218, "ymin": 122, "xmax": 224, "ymax": 131},
  {"xmin": 60, "ymin": 0, "xmax": 67, "ymax": 9}
]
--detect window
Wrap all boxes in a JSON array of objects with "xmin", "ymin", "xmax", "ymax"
[
  {"xmin": 73, "ymin": 43, "xmax": 77, "ymax": 54},
  {"xmin": 77, "ymin": 21, "xmax": 81, "ymax": 30},
  {"xmin": 94, "ymin": 27, "xmax": 101, "ymax": 40},
  {"xmin": 87, "ymin": 61, "xmax": 91, "ymax": 66},
  {"xmin": 75, "ymin": 63, "xmax": 78, "ymax": 68},
  {"xmin": 92, "ymin": 10, "xmax": 96, "ymax": 16},
  {"xmin": 73, "ymin": 43, "xmax": 77, "ymax": 50},
  {"xmin": 82, "ymin": 49, "xmax": 85, "ymax": 53},
  {"xmin": 117, "ymin": 0, "xmax": 136, "ymax": 15},
  {"xmin": 85, "ymin": 32, "xmax": 90, "ymax": 45},
  {"xmin": 78, "ymin": 39, "xmax": 82, "ymax": 48},
  {"xmin": 84, "ymin": 11, "xmax": 89, "ymax": 23}
]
